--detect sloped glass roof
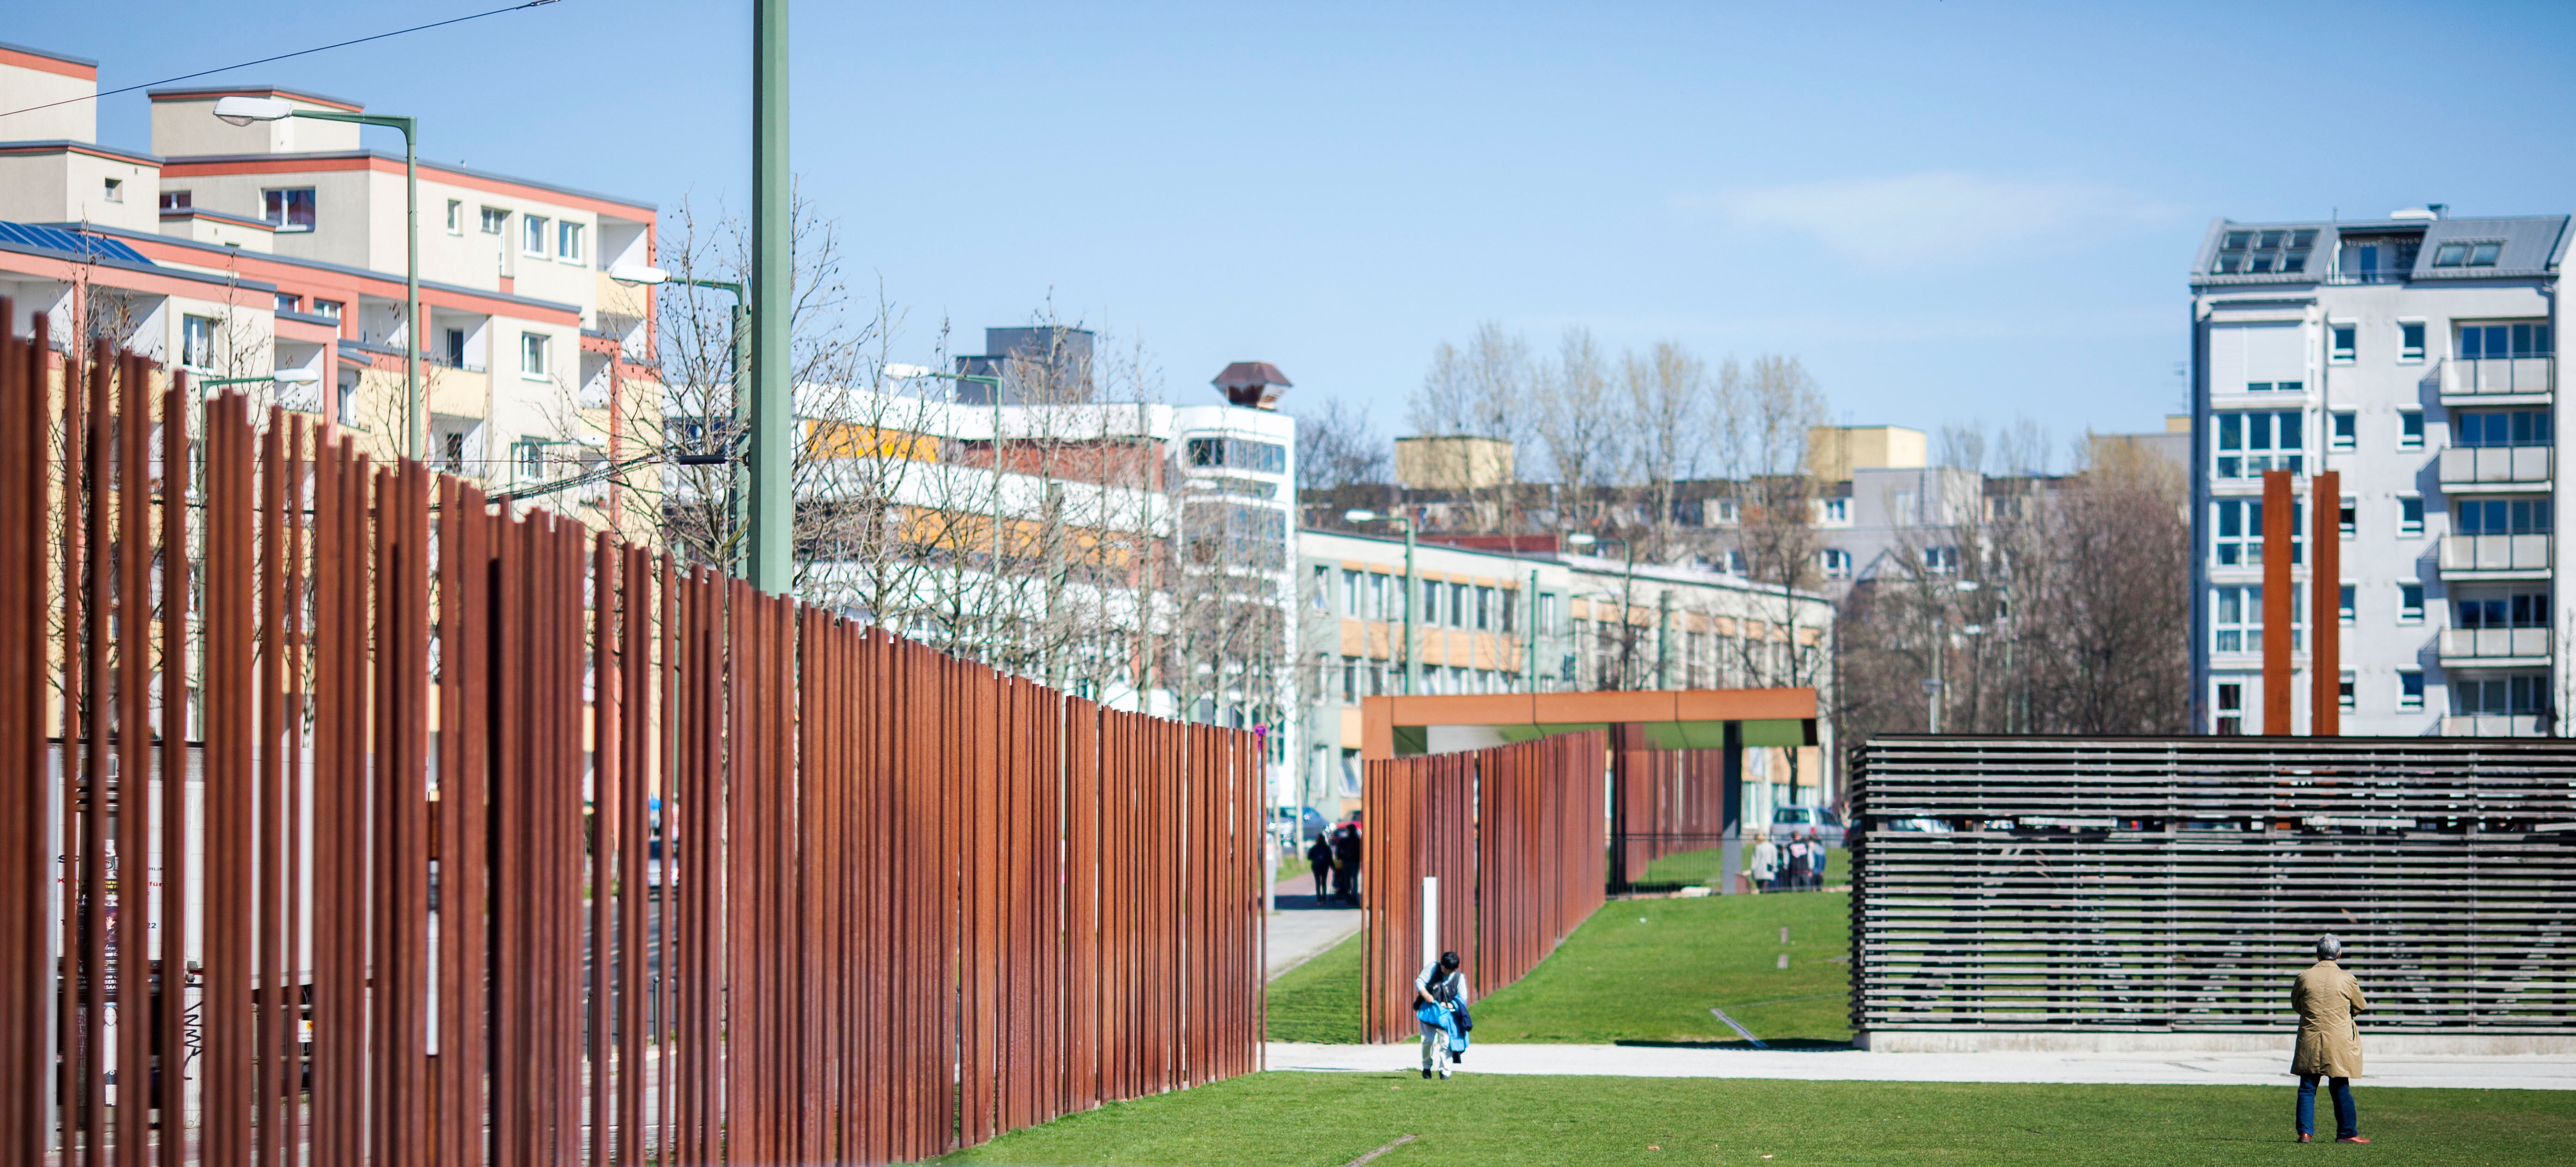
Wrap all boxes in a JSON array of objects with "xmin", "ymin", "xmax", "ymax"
[{"xmin": 0, "ymin": 222, "xmax": 152, "ymax": 266}]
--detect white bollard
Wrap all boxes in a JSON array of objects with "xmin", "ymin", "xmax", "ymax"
[{"xmin": 1422, "ymin": 875, "xmax": 1439, "ymax": 970}]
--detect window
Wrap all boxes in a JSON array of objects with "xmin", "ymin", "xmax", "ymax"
[
  {"xmin": 2457, "ymin": 409, "xmax": 2551, "ymax": 447},
  {"xmin": 1821, "ymin": 498, "xmax": 1849, "ymax": 524},
  {"xmin": 2215, "ymin": 682, "xmax": 2244, "ymax": 735},
  {"xmin": 1723, "ymin": 548, "xmax": 1746, "ymax": 574},
  {"xmin": 444, "ymin": 328, "xmax": 467, "ymax": 367},
  {"xmin": 261, "ymin": 187, "xmax": 316, "ymax": 232},
  {"xmin": 273, "ymin": 292, "xmax": 299, "ymax": 314},
  {"xmin": 1367, "ymin": 574, "xmax": 1384, "ymax": 621},
  {"xmin": 1923, "ymin": 545, "xmax": 1958, "ymax": 574},
  {"xmin": 2399, "ymin": 321, "xmax": 2426, "ymax": 361},
  {"xmin": 1538, "ymin": 593, "xmax": 1558, "ymax": 635},
  {"xmin": 1820, "ymin": 547, "xmax": 1853, "ymax": 579},
  {"xmin": 522, "ymin": 214, "xmax": 549, "ymax": 255},
  {"xmin": 2339, "ymin": 673, "xmax": 2356, "ymax": 710},
  {"xmin": 337, "ymin": 377, "xmax": 358, "ymax": 428},
  {"xmin": 1714, "ymin": 498, "xmax": 1740, "ymax": 525},
  {"xmin": 2339, "ymin": 584, "xmax": 2356, "ymax": 623},
  {"xmin": 2459, "ymin": 322, "xmax": 2551, "ymax": 360},
  {"xmin": 1341, "ymin": 657, "xmax": 1357, "ymax": 704},
  {"xmin": 2214, "ymin": 585, "xmax": 2263, "ymax": 653},
  {"xmin": 2210, "ymin": 321, "xmax": 2306, "ymax": 393},
  {"xmin": 2455, "ymin": 591, "xmax": 2551, "ymax": 629},
  {"xmin": 1311, "ymin": 565, "xmax": 1330, "ymax": 612},
  {"xmin": 312, "ymin": 299, "xmax": 342, "ymax": 321},
  {"xmin": 2431, "ymin": 240, "xmax": 2504, "ymax": 268},
  {"xmin": 480, "ymin": 207, "xmax": 510, "ymax": 236},
  {"xmin": 2213, "ymin": 410, "xmax": 2303, "ymax": 478},
  {"xmin": 443, "ymin": 432, "xmax": 466, "ymax": 474},
  {"xmin": 1341, "ymin": 569, "xmax": 1359, "ymax": 617},
  {"xmin": 2339, "ymin": 496, "xmax": 2357, "ymax": 538},
  {"xmin": 1476, "ymin": 586, "xmax": 1494, "ymax": 631},
  {"xmin": 2398, "ymin": 496, "xmax": 2424, "ymax": 537},
  {"xmin": 2330, "ymin": 411, "xmax": 2356, "ymax": 451},
  {"xmin": 2397, "ymin": 409, "xmax": 2424, "ymax": 450},
  {"xmin": 2399, "ymin": 582, "xmax": 2425, "ymax": 622},
  {"xmin": 2213, "ymin": 228, "xmax": 2317, "ymax": 274},
  {"xmin": 2336, "ymin": 236, "xmax": 2418, "ymax": 281},
  {"xmin": 1184, "ymin": 436, "xmax": 1288, "ymax": 474},
  {"xmin": 102, "ymin": 177, "xmax": 122, "ymax": 203},
  {"xmin": 446, "ymin": 199, "xmax": 463, "ymax": 234},
  {"xmin": 2398, "ymin": 670, "xmax": 2425, "ymax": 711},
  {"xmin": 557, "ymin": 221, "xmax": 583, "ymax": 262},
  {"xmin": 2455, "ymin": 675, "xmax": 2548, "ymax": 715},
  {"xmin": 515, "ymin": 440, "xmax": 548, "ymax": 484},
  {"xmin": 2455, "ymin": 497, "xmax": 2551, "ymax": 535},
  {"xmin": 520, "ymin": 332, "xmax": 549, "ymax": 379},
  {"xmin": 159, "ymin": 190, "xmax": 190, "ymax": 212},
  {"xmin": 1422, "ymin": 579, "xmax": 1442, "ymax": 626},
  {"xmin": 2212, "ymin": 498, "xmax": 2301, "ymax": 566},
  {"xmin": 180, "ymin": 315, "xmax": 217, "ymax": 370},
  {"xmin": 2330, "ymin": 323, "xmax": 2356, "ymax": 362},
  {"xmin": 1501, "ymin": 588, "xmax": 1518, "ymax": 634}
]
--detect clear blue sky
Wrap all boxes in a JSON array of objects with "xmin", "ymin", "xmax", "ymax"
[{"xmin": 18, "ymin": 1, "xmax": 2576, "ymax": 462}]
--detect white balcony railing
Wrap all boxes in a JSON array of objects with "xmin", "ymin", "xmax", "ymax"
[
  {"xmin": 2438, "ymin": 626, "xmax": 2552, "ymax": 660},
  {"xmin": 2442, "ymin": 357, "xmax": 2554, "ymax": 397},
  {"xmin": 2441, "ymin": 714, "xmax": 2552, "ymax": 738},
  {"xmin": 2437, "ymin": 445, "xmax": 2552, "ymax": 486},
  {"xmin": 2438, "ymin": 533, "xmax": 2553, "ymax": 574}
]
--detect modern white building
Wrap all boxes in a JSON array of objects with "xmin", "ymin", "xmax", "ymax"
[{"xmin": 2188, "ymin": 208, "xmax": 2569, "ymax": 735}]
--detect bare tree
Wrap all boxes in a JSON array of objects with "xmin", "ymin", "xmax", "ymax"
[
  {"xmin": 1294, "ymin": 397, "xmax": 1389, "ymax": 492},
  {"xmin": 1532, "ymin": 327, "xmax": 1620, "ymax": 534}
]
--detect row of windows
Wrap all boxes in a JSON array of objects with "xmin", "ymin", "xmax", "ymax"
[
  {"xmin": 444, "ymin": 199, "xmax": 587, "ymax": 263},
  {"xmin": 2216, "ymin": 405, "xmax": 2548, "ymax": 476},
  {"xmin": 1315, "ymin": 564, "xmax": 1528, "ymax": 633},
  {"xmin": 2215, "ymin": 671, "xmax": 2549, "ymax": 729},
  {"xmin": 1329, "ymin": 656, "xmax": 1517, "ymax": 704},
  {"xmin": 2216, "ymin": 582, "xmax": 2552, "ymax": 644},
  {"xmin": 2210, "ymin": 493, "xmax": 2551, "ymax": 561},
  {"xmin": 2214, "ymin": 232, "xmax": 2513, "ymax": 279},
  {"xmin": 184, "ymin": 312, "xmax": 551, "ymax": 379},
  {"xmin": 2228, "ymin": 320, "xmax": 2541, "ymax": 384},
  {"xmin": 1184, "ymin": 436, "xmax": 1287, "ymax": 475}
]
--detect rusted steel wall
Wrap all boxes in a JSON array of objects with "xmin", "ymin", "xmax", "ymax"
[
  {"xmin": 0, "ymin": 322, "xmax": 1259, "ymax": 1164},
  {"xmin": 1361, "ymin": 732, "xmax": 1607, "ymax": 1043},
  {"xmin": 1615, "ymin": 735, "xmax": 1731, "ymax": 878}
]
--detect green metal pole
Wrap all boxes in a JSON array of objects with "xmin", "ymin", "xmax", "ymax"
[
  {"xmin": 748, "ymin": 0, "xmax": 793, "ymax": 593},
  {"xmin": 401, "ymin": 119, "xmax": 419, "ymax": 460},
  {"xmin": 1526, "ymin": 568, "xmax": 1540, "ymax": 693},
  {"xmin": 1401, "ymin": 519, "xmax": 1418, "ymax": 695},
  {"xmin": 731, "ymin": 300, "xmax": 751, "ymax": 577},
  {"xmin": 1657, "ymin": 588, "xmax": 1672, "ymax": 689}
]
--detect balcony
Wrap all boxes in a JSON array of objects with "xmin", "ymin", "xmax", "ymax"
[
  {"xmin": 2437, "ymin": 445, "xmax": 2553, "ymax": 491},
  {"xmin": 2441, "ymin": 357, "xmax": 2553, "ymax": 402},
  {"xmin": 2438, "ymin": 626, "xmax": 2552, "ymax": 667},
  {"xmin": 2437, "ymin": 534, "xmax": 2552, "ymax": 580},
  {"xmin": 2441, "ymin": 714, "xmax": 2553, "ymax": 738}
]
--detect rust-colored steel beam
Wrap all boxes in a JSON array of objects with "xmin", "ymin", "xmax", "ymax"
[
  {"xmin": 2310, "ymin": 470, "xmax": 2340, "ymax": 737},
  {"xmin": 2262, "ymin": 468, "xmax": 2295, "ymax": 734}
]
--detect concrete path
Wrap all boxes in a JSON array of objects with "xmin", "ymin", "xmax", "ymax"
[
  {"xmin": 1266, "ymin": 874, "xmax": 1360, "ymax": 981},
  {"xmin": 1264, "ymin": 1042, "xmax": 2576, "ymax": 1091}
]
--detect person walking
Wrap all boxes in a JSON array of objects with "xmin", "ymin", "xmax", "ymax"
[
  {"xmin": 1414, "ymin": 949, "xmax": 1470, "ymax": 1079},
  {"xmin": 2292, "ymin": 935, "xmax": 2369, "ymax": 1144},
  {"xmin": 1304, "ymin": 828, "xmax": 1334, "ymax": 902},
  {"xmin": 1749, "ymin": 829, "xmax": 1779, "ymax": 894},
  {"xmin": 1785, "ymin": 833, "xmax": 1811, "ymax": 892},
  {"xmin": 1329, "ymin": 818, "xmax": 1364, "ymax": 906},
  {"xmin": 1804, "ymin": 828, "xmax": 1826, "ymax": 889}
]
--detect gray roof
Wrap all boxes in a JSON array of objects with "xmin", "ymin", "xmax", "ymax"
[{"xmin": 2191, "ymin": 213, "xmax": 2569, "ymax": 285}]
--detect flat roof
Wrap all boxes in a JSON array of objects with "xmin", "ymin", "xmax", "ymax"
[
  {"xmin": 0, "ymin": 41, "xmax": 100, "ymax": 68},
  {"xmin": 160, "ymin": 149, "xmax": 656, "ymax": 215},
  {"xmin": 147, "ymin": 85, "xmax": 364, "ymax": 113}
]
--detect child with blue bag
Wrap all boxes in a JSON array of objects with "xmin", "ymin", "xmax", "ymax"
[{"xmin": 1414, "ymin": 950, "xmax": 1470, "ymax": 1079}]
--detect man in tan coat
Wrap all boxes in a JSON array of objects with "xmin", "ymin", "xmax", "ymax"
[{"xmin": 2291, "ymin": 935, "xmax": 2369, "ymax": 1143}]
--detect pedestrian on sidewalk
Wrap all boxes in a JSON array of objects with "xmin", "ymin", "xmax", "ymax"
[
  {"xmin": 1414, "ymin": 949, "xmax": 1470, "ymax": 1079},
  {"xmin": 1803, "ymin": 828, "xmax": 1826, "ymax": 889},
  {"xmin": 2292, "ymin": 935, "xmax": 2370, "ymax": 1144},
  {"xmin": 1785, "ymin": 833, "xmax": 1811, "ymax": 892},
  {"xmin": 1330, "ymin": 815, "xmax": 1364, "ymax": 906},
  {"xmin": 1749, "ymin": 829, "xmax": 1778, "ymax": 894},
  {"xmin": 1304, "ymin": 828, "xmax": 1334, "ymax": 902}
]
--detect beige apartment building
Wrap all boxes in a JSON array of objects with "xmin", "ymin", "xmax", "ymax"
[{"xmin": 0, "ymin": 42, "xmax": 661, "ymax": 540}]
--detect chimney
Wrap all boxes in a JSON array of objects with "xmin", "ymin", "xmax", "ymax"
[{"xmin": 1212, "ymin": 361, "xmax": 1292, "ymax": 410}]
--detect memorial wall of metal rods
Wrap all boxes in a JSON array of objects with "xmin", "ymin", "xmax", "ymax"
[
  {"xmin": 0, "ymin": 320, "xmax": 1263, "ymax": 1164},
  {"xmin": 1849, "ymin": 736, "xmax": 2576, "ymax": 1034},
  {"xmin": 1611, "ymin": 732, "xmax": 1730, "ymax": 882},
  {"xmin": 1361, "ymin": 732, "xmax": 1606, "ymax": 1043}
]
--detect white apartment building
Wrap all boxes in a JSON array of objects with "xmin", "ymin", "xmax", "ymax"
[
  {"xmin": 2189, "ymin": 208, "xmax": 2569, "ymax": 736},
  {"xmin": 0, "ymin": 45, "xmax": 660, "ymax": 538}
]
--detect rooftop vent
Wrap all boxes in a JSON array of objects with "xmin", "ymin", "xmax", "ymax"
[{"xmin": 1212, "ymin": 361, "xmax": 1292, "ymax": 410}]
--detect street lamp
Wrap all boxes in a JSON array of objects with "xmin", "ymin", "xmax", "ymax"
[
  {"xmin": 1343, "ymin": 509, "xmax": 1419, "ymax": 695},
  {"xmin": 214, "ymin": 96, "xmax": 420, "ymax": 460},
  {"xmin": 613, "ymin": 265, "xmax": 752, "ymax": 572}
]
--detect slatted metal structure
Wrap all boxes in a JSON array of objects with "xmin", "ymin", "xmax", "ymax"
[
  {"xmin": 1361, "ymin": 732, "xmax": 1607, "ymax": 1042},
  {"xmin": 0, "ymin": 320, "xmax": 1262, "ymax": 1164},
  {"xmin": 1850, "ymin": 735, "xmax": 2576, "ymax": 1037}
]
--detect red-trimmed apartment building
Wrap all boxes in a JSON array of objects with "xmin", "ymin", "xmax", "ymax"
[{"xmin": 0, "ymin": 40, "xmax": 661, "ymax": 538}]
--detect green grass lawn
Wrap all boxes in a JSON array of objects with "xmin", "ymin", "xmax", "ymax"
[
  {"xmin": 1267, "ymin": 932, "xmax": 1363, "ymax": 1044},
  {"xmin": 941, "ymin": 1072, "xmax": 2576, "ymax": 1165},
  {"xmin": 1640, "ymin": 845, "xmax": 1840, "ymax": 889},
  {"xmin": 1472, "ymin": 892, "xmax": 1850, "ymax": 1045}
]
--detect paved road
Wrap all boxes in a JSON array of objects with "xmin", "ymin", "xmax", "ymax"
[
  {"xmin": 1267, "ymin": 874, "xmax": 1360, "ymax": 981},
  {"xmin": 1264, "ymin": 1042, "xmax": 2576, "ymax": 1091}
]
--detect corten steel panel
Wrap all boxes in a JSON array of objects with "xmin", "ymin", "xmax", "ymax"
[
  {"xmin": 0, "ymin": 304, "xmax": 40, "ymax": 1162},
  {"xmin": 2261, "ymin": 470, "xmax": 2294, "ymax": 734},
  {"xmin": 1849, "ymin": 736, "xmax": 2576, "ymax": 1034},
  {"xmin": 2310, "ymin": 471, "xmax": 2340, "ymax": 737}
]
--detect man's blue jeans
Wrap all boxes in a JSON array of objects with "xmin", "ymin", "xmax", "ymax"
[{"xmin": 2297, "ymin": 1075, "xmax": 2357, "ymax": 1139}]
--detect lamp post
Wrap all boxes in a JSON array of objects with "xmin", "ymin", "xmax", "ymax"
[
  {"xmin": 612, "ymin": 266, "xmax": 750, "ymax": 574},
  {"xmin": 1344, "ymin": 509, "xmax": 1418, "ymax": 695},
  {"xmin": 213, "ymin": 97, "xmax": 419, "ymax": 459},
  {"xmin": 749, "ymin": 0, "xmax": 792, "ymax": 594}
]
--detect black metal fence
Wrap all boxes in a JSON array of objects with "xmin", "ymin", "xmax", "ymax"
[{"xmin": 1849, "ymin": 736, "xmax": 2576, "ymax": 1034}]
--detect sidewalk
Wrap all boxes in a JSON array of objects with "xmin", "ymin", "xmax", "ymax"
[
  {"xmin": 1263, "ymin": 1042, "xmax": 2576, "ymax": 1091},
  {"xmin": 1266, "ymin": 872, "xmax": 1359, "ymax": 980}
]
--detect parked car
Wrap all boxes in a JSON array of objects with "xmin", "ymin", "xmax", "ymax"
[
  {"xmin": 1270, "ymin": 806, "xmax": 1329, "ymax": 842},
  {"xmin": 1769, "ymin": 805, "xmax": 1846, "ymax": 847},
  {"xmin": 1883, "ymin": 816, "xmax": 1954, "ymax": 833}
]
